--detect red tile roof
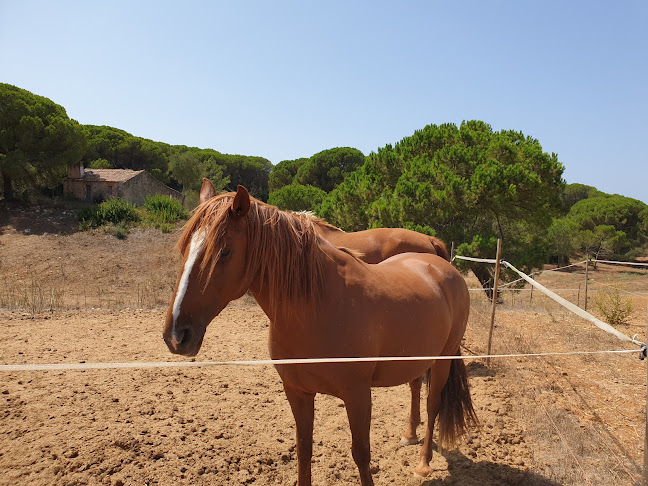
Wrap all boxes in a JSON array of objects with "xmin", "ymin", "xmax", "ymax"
[{"xmin": 82, "ymin": 169, "xmax": 144, "ymax": 182}]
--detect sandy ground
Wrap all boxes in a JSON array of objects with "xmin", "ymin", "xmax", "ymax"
[{"xmin": 1, "ymin": 203, "xmax": 647, "ymax": 485}]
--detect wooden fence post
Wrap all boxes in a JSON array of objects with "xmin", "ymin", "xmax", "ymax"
[
  {"xmin": 486, "ymin": 238, "xmax": 502, "ymax": 366},
  {"xmin": 584, "ymin": 257, "xmax": 590, "ymax": 311},
  {"xmin": 577, "ymin": 282, "xmax": 581, "ymax": 308},
  {"xmin": 530, "ymin": 283, "xmax": 534, "ymax": 305}
]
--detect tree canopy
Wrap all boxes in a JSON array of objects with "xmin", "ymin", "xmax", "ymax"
[
  {"xmin": 168, "ymin": 151, "xmax": 205, "ymax": 192},
  {"xmin": 294, "ymin": 147, "xmax": 365, "ymax": 192},
  {"xmin": 319, "ymin": 121, "xmax": 566, "ymax": 286},
  {"xmin": 82, "ymin": 128, "xmax": 271, "ymax": 202},
  {"xmin": 548, "ymin": 193, "xmax": 648, "ymax": 262},
  {"xmin": 561, "ymin": 183, "xmax": 603, "ymax": 209},
  {"xmin": 268, "ymin": 158, "xmax": 308, "ymax": 193},
  {"xmin": 0, "ymin": 83, "xmax": 86, "ymax": 200},
  {"xmin": 3, "ymin": 84, "xmax": 645, "ymax": 266},
  {"xmin": 268, "ymin": 147, "xmax": 365, "ymax": 196},
  {"xmin": 267, "ymin": 183, "xmax": 327, "ymax": 212},
  {"xmin": 82, "ymin": 125, "xmax": 171, "ymax": 174}
]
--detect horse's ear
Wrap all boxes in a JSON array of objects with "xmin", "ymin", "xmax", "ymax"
[
  {"xmin": 231, "ymin": 185, "xmax": 250, "ymax": 218},
  {"xmin": 199, "ymin": 178, "xmax": 217, "ymax": 204}
]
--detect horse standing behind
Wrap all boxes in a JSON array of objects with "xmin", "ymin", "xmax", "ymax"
[
  {"xmin": 294, "ymin": 211, "xmax": 450, "ymax": 263},
  {"xmin": 163, "ymin": 183, "xmax": 476, "ymax": 486}
]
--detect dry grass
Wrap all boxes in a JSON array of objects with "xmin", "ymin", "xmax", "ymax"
[{"xmin": 464, "ymin": 264, "xmax": 648, "ymax": 485}]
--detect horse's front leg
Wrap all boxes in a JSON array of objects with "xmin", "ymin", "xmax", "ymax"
[
  {"xmin": 342, "ymin": 386, "xmax": 374, "ymax": 486},
  {"xmin": 401, "ymin": 375, "xmax": 423, "ymax": 445},
  {"xmin": 283, "ymin": 385, "xmax": 316, "ymax": 486}
]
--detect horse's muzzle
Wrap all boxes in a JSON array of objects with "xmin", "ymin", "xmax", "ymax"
[{"xmin": 163, "ymin": 325, "xmax": 201, "ymax": 356}]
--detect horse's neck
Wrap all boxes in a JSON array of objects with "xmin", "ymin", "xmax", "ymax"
[
  {"xmin": 248, "ymin": 240, "xmax": 359, "ymax": 328},
  {"xmin": 248, "ymin": 279, "xmax": 274, "ymax": 321}
]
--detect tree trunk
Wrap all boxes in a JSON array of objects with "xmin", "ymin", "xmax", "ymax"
[
  {"xmin": 1, "ymin": 172, "xmax": 13, "ymax": 201},
  {"xmin": 472, "ymin": 264, "xmax": 494, "ymax": 301}
]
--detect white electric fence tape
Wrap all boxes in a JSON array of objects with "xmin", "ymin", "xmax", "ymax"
[
  {"xmin": 453, "ymin": 255, "xmax": 644, "ymax": 346},
  {"xmin": 595, "ymin": 260, "xmax": 648, "ymax": 267},
  {"xmin": 500, "ymin": 260, "xmax": 638, "ymax": 344},
  {"xmin": 0, "ymin": 349, "xmax": 639, "ymax": 372}
]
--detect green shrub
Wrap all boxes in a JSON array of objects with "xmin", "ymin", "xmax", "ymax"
[
  {"xmin": 77, "ymin": 198, "xmax": 138, "ymax": 234},
  {"xmin": 77, "ymin": 196, "xmax": 186, "ymax": 236},
  {"xmin": 97, "ymin": 198, "xmax": 139, "ymax": 225},
  {"xmin": 112, "ymin": 222, "xmax": 129, "ymax": 240},
  {"xmin": 593, "ymin": 287, "xmax": 633, "ymax": 325},
  {"xmin": 143, "ymin": 195, "xmax": 187, "ymax": 224},
  {"xmin": 77, "ymin": 205, "xmax": 100, "ymax": 229}
]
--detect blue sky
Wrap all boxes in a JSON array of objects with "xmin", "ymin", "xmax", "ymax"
[{"xmin": 1, "ymin": 0, "xmax": 646, "ymax": 203}]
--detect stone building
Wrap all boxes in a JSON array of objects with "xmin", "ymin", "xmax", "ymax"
[{"xmin": 64, "ymin": 163, "xmax": 183, "ymax": 205}]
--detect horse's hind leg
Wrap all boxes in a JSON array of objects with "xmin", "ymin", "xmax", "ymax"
[
  {"xmin": 416, "ymin": 360, "xmax": 451, "ymax": 477},
  {"xmin": 401, "ymin": 374, "xmax": 423, "ymax": 445},
  {"xmin": 283, "ymin": 385, "xmax": 316, "ymax": 486}
]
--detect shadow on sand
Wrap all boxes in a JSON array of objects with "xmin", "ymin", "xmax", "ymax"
[
  {"xmin": 420, "ymin": 449, "xmax": 561, "ymax": 486},
  {"xmin": 415, "ymin": 361, "xmax": 560, "ymax": 485}
]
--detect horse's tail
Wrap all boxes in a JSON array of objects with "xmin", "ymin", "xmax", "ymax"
[
  {"xmin": 436, "ymin": 351, "xmax": 478, "ymax": 450},
  {"xmin": 430, "ymin": 236, "xmax": 451, "ymax": 262}
]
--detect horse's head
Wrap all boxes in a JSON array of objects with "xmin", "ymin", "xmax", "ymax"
[{"xmin": 163, "ymin": 181, "xmax": 252, "ymax": 356}]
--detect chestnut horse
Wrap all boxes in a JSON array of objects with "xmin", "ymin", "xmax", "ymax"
[
  {"xmin": 163, "ymin": 185, "xmax": 476, "ymax": 485},
  {"xmin": 297, "ymin": 212, "xmax": 451, "ymax": 263}
]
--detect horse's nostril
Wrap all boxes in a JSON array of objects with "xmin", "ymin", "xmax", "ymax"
[
  {"xmin": 180, "ymin": 327, "xmax": 191, "ymax": 345},
  {"xmin": 169, "ymin": 326, "xmax": 191, "ymax": 350}
]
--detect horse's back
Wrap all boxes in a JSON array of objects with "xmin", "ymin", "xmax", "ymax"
[
  {"xmin": 323, "ymin": 227, "xmax": 442, "ymax": 263},
  {"xmin": 365, "ymin": 228, "xmax": 438, "ymax": 262}
]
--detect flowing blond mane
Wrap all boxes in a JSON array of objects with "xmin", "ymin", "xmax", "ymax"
[{"xmin": 177, "ymin": 192, "xmax": 327, "ymax": 313}]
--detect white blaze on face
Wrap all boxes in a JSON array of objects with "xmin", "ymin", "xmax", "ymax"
[{"xmin": 171, "ymin": 230, "xmax": 206, "ymax": 341}]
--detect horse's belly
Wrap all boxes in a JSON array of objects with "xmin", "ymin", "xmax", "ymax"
[
  {"xmin": 370, "ymin": 360, "xmax": 433, "ymax": 387},
  {"xmin": 274, "ymin": 361, "xmax": 377, "ymax": 396}
]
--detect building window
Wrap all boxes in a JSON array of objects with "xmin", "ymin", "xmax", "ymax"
[{"xmin": 85, "ymin": 185, "xmax": 91, "ymax": 201}]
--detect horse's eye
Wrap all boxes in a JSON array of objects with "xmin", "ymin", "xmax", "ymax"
[{"xmin": 220, "ymin": 248, "xmax": 231, "ymax": 261}]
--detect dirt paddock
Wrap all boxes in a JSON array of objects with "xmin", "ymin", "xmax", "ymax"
[{"xmin": 1, "ymin": 205, "xmax": 647, "ymax": 485}]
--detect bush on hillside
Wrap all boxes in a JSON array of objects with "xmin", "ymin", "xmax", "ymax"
[
  {"xmin": 77, "ymin": 198, "xmax": 139, "ymax": 231},
  {"xmin": 593, "ymin": 287, "xmax": 633, "ymax": 325},
  {"xmin": 77, "ymin": 195, "xmax": 189, "ymax": 235},
  {"xmin": 97, "ymin": 198, "xmax": 139, "ymax": 225},
  {"xmin": 143, "ymin": 194, "xmax": 187, "ymax": 223}
]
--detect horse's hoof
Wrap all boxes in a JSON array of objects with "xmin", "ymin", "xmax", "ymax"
[
  {"xmin": 414, "ymin": 464, "xmax": 433, "ymax": 477},
  {"xmin": 400, "ymin": 436, "xmax": 418, "ymax": 445}
]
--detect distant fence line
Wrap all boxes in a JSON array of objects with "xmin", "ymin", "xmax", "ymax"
[{"xmin": 453, "ymin": 255, "xmax": 645, "ymax": 347}]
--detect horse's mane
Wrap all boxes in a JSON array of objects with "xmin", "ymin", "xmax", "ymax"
[
  {"xmin": 291, "ymin": 210, "xmax": 344, "ymax": 232},
  {"xmin": 177, "ymin": 193, "xmax": 327, "ymax": 314}
]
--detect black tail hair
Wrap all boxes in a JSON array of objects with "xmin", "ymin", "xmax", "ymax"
[{"xmin": 436, "ymin": 351, "xmax": 478, "ymax": 450}]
